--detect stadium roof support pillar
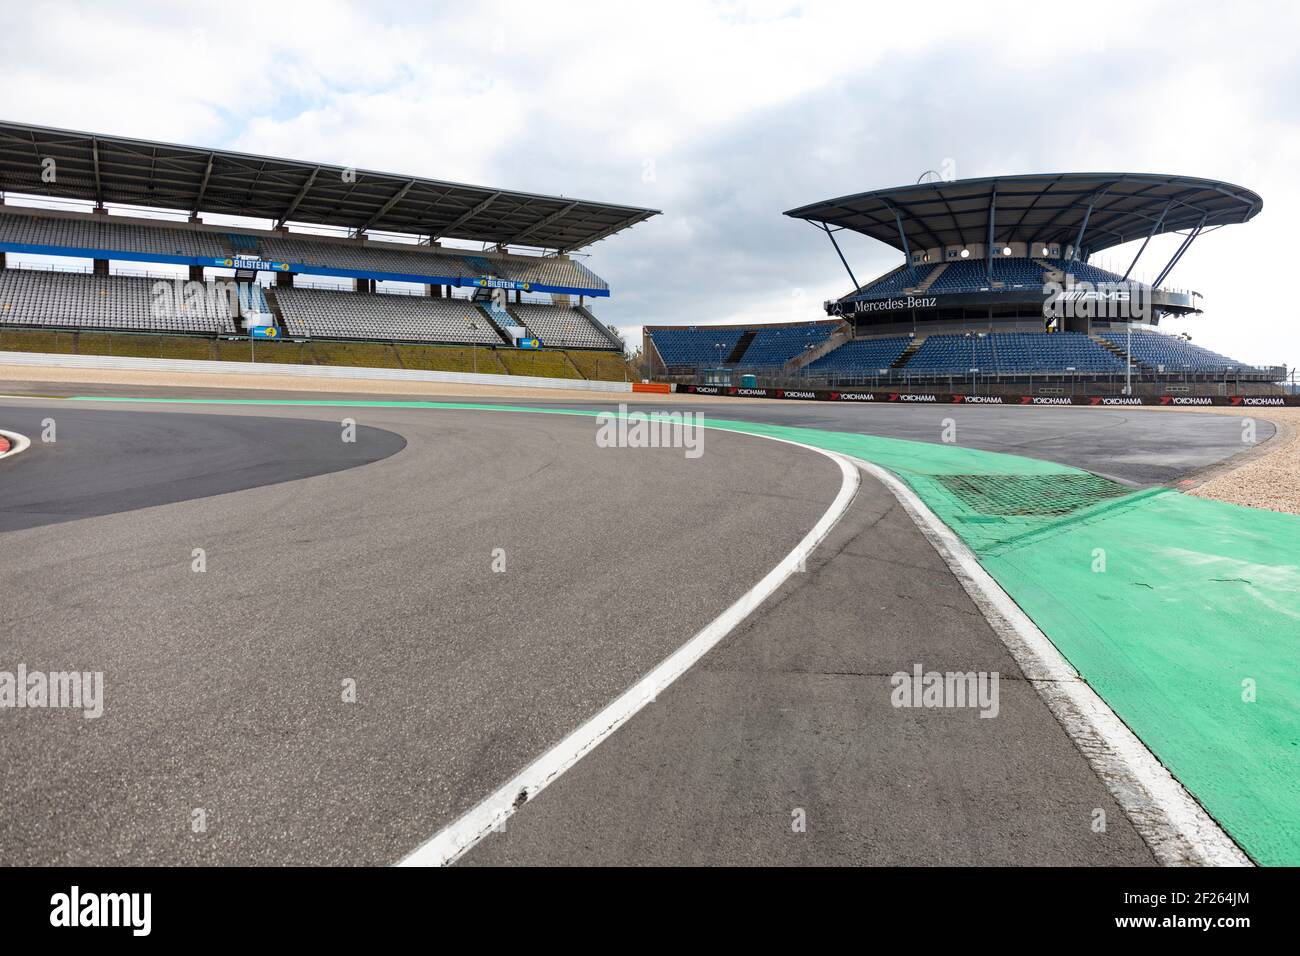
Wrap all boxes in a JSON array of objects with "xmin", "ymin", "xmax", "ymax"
[
  {"xmin": 509, "ymin": 201, "xmax": 580, "ymax": 246},
  {"xmin": 1153, "ymin": 214, "xmax": 1207, "ymax": 288},
  {"xmin": 356, "ymin": 179, "xmax": 417, "ymax": 234},
  {"xmin": 277, "ymin": 166, "xmax": 321, "ymax": 228},
  {"xmin": 813, "ymin": 221, "xmax": 859, "ymax": 290},
  {"xmin": 1122, "ymin": 200, "xmax": 1173, "ymax": 281},
  {"xmin": 90, "ymin": 137, "xmax": 104, "ymax": 208},
  {"xmin": 888, "ymin": 205, "xmax": 910, "ymax": 261},
  {"xmin": 434, "ymin": 192, "xmax": 502, "ymax": 243},
  {"xmin": 193, "ymin": 153, "xmax": 214, "ymax": 218},
  {"xmin": 985, "ymin": 186, "xmax": 997, "ymax": 278},
  {"xmin": 1071, "ymin": 195, "xmax": 1097, "ymax": 261}
]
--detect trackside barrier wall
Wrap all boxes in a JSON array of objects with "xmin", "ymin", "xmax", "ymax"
[
  {"xmin": 0, "ymin": 350, "xmax": 634, "ymax": 393},
  {"xmin": 674, "ymin": 384, "xmax": 1300, "ymax": 407}
]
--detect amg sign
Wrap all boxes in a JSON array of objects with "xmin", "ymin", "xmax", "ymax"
[{"xmin": 1043, "ymin": 278, "xmax": 1152, "ymax": 322}]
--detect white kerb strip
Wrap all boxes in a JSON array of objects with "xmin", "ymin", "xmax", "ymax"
[{"xmin": 852, "ymin": 458, "xmax": 1250, "ymax": 867}]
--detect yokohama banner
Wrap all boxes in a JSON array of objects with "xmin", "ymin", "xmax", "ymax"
[{"xmin": 673, "ymin": 385, "xmax": 1300, "ymax": 407}]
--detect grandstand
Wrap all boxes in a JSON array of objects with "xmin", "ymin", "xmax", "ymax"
[
  {"xmin": 646, "ymin": 173, "xmax": 1284, "ymax": 395},
  {"xmin": 0, "ymin": 121, "xmax": 655, "ymax": 378}
]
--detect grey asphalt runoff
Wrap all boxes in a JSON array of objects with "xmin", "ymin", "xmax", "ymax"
[
  {"xmin": 0, "ymin": 405, "xmax": 406, "ymax": 532},
  {"xmin": 0, "ymin": 389, "xmax": 1258, "ymax": 865}
]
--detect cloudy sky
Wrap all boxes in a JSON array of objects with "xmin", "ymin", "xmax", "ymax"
[{"xmin": 3, "ymin": 0, "xmax": 1297, "ymax": 370}]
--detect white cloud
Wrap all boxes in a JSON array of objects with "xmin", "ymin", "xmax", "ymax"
[{"xmin": 1, "ymin": 0, "xmax": 1297, "ymax": 371}]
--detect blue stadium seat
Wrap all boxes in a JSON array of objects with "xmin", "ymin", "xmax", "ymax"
[
  {"xmin": 1099, "ymin": 330, "xmax": 1248, "ymax": 371},
  {"xmin": 649, "ymin": 327, "xmax": 747, "ymax": 366},
  {"xmin": 924, "ymin": 259, "xmax": 1051, "ymax": 294},
  {"xmin": 853, "ymin": 264, "xmax": 936, "ymax": 300},
  {"xmin": 905, "ymin": 332, "xmax": 1125, "ymax": 374},
  {"xmin": 734, "ymin": 325, "xmax": 835, "ymax": 366},
  {"xmin": 1046, "ymin": 259, "xmax": 1134, "ymax": 286},
  {"xmin": 806, "ymin": 336, "xmax": 911, "ymax": 374}
]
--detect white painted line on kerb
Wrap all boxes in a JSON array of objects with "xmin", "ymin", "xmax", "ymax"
[
  {"xmin": 0, "ymin": 429, "xmax": 31, "ymax": 460},
  {"xmin": 398, "ymin": 434, "xmax": 861, "ymax": 867},
  {"xmin": 851, "ymin": 458, "xmax": 1251, "ymax": 867}
]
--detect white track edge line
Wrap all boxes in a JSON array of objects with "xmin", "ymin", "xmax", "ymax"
[
  {"xmin": 0, "ymin": 428, "xmax": 31, "ymax": 460},
  {"xmin": 398, "ymin": 435, "xmax": 860, "ymax": 866},
  {"xmin": 852, "ymin": 458, "xmax": 1251, "ymax": 867}
]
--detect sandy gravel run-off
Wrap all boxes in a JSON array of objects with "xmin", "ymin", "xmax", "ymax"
[{"xmin": 1167, "ymin": 407, "xmax": 1300, "ymax": 515}]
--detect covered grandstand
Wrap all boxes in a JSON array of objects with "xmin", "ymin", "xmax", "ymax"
[
  {"xmin": 646, "ymin": 173, "xmax": 1286, "ymax": 397},
  {"xmin": 0, "ymin": 121, "xmax": 654, "ymax": 376}
]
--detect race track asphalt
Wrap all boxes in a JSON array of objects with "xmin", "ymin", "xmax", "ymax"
[
  {"xmin": 0, "ymin": 390, "xmax": 1259, "ymax": 865},
  {"xmin": 0, "ymin": 400, "xmax": 838, "ymax": 864}
]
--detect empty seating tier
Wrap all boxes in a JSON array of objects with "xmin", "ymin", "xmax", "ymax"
[
  {"xmin": 648, "ymin": 327, "xmax": 749, "ymax": 366},
  {"xmin": 904, "ymin": 332, "xmax": 1125, "ymax": 375},
  {"xmin": 854, "ymin": 264, "xmax": 936, "ymax": 300},
  {"xmin": 1045, "ymin": 259, "xmax": 1133, "ymax": 286},
  {"xmin": 734, "ymin": 324, "xmax": 835, "ymax": 366},
  {"xmin": 258, "ymin": 236, "xmax": 607, "ymax": 292},
  {"xmin": 273, "ymin": 287, "xmax": 501, "ymax": 344},
  {"xmin": 922, "ymin": 259, "xmax": 1051, "ymax": 295},
  {"xmin": 1099, "ymin": 330, "xmax": 1249, "ymax": 371},
  {"xmin": 260, "ymin": 236, "xmax": 472, "ymax": 280},
  {"xmin": 806, "ymin": 336, "xmax": 911, "ymax": 374},
  {"xmin": 0, "ymin": 269, "xmax": 236, "ymax": 334},
  {"xmin": 0, "ymin": 211, "xmax": 227, "ymax": 259},
  {"xmin": 849, "ymin": 257, "xmax": 1143, "ymax": 301},
  {"xmin": 0, "ymin": 212, "xmax": 608, "ymax": 293},
  {"xmin": 509, "ymin": 302, "xmax": 613, "ymax": 349}
]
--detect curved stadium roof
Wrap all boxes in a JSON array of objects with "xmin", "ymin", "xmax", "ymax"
[
  {"xmin": 785, "ymin": 173, "xmax": 1261, "ymax": 256},
  {"xmin": 0, "ymin": 121, "xmax": 658, "ymax": 252}
]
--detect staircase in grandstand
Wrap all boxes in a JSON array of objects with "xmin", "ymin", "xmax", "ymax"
[
  {"xmin": 1091, "ymin": 333, "xmax": 1132, "ymax": 365},
  {"xmin": 228, "ymin": 233, "xmax": 261, "ymax": 256},
  {"xmin": 474, "ymin": 300, "xmax": 517, "ymax": 345},
  {"xmin": 726, "ymin": 330, "xmax": 757, "ymax": 363},
  {"xmin": 784, "ymin": 324, "xmax": 854, "ymax": 373},
  {"xmin": 262, "ymin": 287, "xmax": 295, "ymax": 337},
  {"xmin": 912, "ymin": 264, "xmax": 946, "ymax": 292},
  {"xmin": 892, "ymin": 335, "xmax": 926, "ymax": 368},
  {"xmin": 237, "ymin": 281, "xmax": 277, "ymax": 334}
]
